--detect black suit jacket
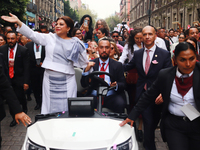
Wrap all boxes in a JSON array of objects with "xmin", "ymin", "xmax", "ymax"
[
  {"xmin": 25, "ymin": 41, "xmax": 45, "ymax": 69},
  {"xmin": 81, "ymin": 58, "xmax": 126, "ymax": 94},
  {"xmin": 0, "ymin": 65, "xmax": 22, "ymax": 121},
  {"xmin": 0, "ymin": 44, "xmax": 30, "ymax": 86},
  {"xmin": 124, "ymin": 46, "xmax": 172, "ymax": 101},
  {"xmin": 128, "ymin": 63, "xmax": 200, "ymax": 141}
]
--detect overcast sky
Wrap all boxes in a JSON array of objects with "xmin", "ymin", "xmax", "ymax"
[{"xmin": 81, "ymin": 0, "xmax": 121, "ymax": 19}]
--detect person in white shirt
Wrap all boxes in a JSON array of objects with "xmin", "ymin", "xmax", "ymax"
[
  {"xmin": 169, "ymin": 29, "xmax": 178, "ymax": 44},
  {"xmin": 119, "ymin": 28, "xmax": 143, "ymax": 64}
]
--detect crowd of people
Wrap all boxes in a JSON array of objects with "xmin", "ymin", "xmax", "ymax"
[{"xmin": 0, "ymin": 13, "xmax": 200, "ymax": 150}]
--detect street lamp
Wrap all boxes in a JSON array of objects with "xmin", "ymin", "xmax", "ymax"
[{"xmin": 148, "ymin": 0, "xmax": 158, "ymax": 25}]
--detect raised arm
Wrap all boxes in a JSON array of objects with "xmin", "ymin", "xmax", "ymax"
[
  {"xmin": 1, "ymin": 13, "xmax": 49, "ymax": 46},
  {"xmin": 1, "ymin": 13, "xmax": 23, "ymax": 27}
]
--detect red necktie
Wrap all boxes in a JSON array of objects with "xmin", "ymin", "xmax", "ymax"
[
  {"xmin": 144, "ymin": 50, "xmax": 150, "ymax": 90},
  {"xmin": 99, "ymin": 63, "xmax": 105, "ymax": 79},
  {"xmin": 9, "ymin": 48, "xmax": 14, "ymax": 79}
]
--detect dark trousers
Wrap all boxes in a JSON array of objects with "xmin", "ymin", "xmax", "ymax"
[
  {"xmin": 9, "ymin": 83, "xmax": 26, "ymax": 119},
  {"xmin": 164, "ymin": 114, "xmax": 200, "ymax": 150},
  {"xmin": 91, "ymin": 93, "xmax": 126, "ymax": 113},
  {"xmin": 30, "ymin": 68, "xmax": 44, "ymax": 106},
  {"xmin": 142, "ymin": 103, "xmax": 162, "ymax": 150},
  {"xmin": 0, "ymin": 121, "xmax": 1, "ymax": 148}
]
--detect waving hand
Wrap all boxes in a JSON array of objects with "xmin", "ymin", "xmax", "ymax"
[{"xmin": 1, "ymin": 13, "xmax": 22, "ymax": 27}]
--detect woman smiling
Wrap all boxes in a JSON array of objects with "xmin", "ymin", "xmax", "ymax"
[{"xmin": 1, "ymin": 13, "xmax": 88, "ymax": 114}]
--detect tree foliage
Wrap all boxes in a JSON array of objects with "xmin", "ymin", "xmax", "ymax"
[
  {"xmin": 0, "ymin": 0, "xmax": 29, "ymax": 25},
  {"xmin": 105, "ymin": 14, "xmax": 122, "ymax": 31},
  {"xmin": 77, "ymin": 6, "xmax": 97, "ymax": 27},
  {"xmin": 64, "ymin": 0, "xmax": 79, "ymax": 21}
]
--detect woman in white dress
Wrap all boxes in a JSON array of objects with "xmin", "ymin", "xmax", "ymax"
[{"xmin": 1, "ymin": 13, "xmax": 88, "ymax": 114}]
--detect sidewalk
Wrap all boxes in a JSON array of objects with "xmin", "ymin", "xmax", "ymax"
[{"xmin": 1, "ymin": 94, "xmax": 168, "ymax": 150}]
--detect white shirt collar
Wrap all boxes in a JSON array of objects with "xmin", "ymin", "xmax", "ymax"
[
  {"xmin": 144, "ymin": 44, "xmax": 156, "ymax": 52},
  {"xmin": 99, "ymin": 58, "xmax": 109, "ymax": 66},
  {"xmin": 176, "ymin": 68, "xmax": 193, "ymax": 78}
]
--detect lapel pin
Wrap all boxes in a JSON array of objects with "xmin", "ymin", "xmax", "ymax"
[{"xmin": 155, "ymin": 55, "xmax": 157, "ymax": 57}]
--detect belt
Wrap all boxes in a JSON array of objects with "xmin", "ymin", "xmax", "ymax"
[{"xmin": 169, "ymin": 113, "xmax": 191, "ymax": 122}]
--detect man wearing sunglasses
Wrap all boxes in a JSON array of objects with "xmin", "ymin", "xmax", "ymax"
[{"xmin": 111, "ymin": 31, "xmax": 125, "ymax": 47}]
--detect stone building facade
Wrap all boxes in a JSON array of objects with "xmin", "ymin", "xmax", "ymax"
[
  {"xmin": 25, "ymin": 0, "xmax": 64, "ymax": 29},
  {"xmin": 130, "ymin": 0, "xmax": 200, "ymax": 30},
  {"xmin": 120, "ymin": 0, "xmax": 131, "ymax": 26}
]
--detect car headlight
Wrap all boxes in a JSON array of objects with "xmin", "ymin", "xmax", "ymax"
[
  {"xmin": 110, "ymin": 137, "xmax": 132, "ymax": 150},
  {"xmin": 26, "ymin": 139, "xmax": 46, "ymax": 150}
]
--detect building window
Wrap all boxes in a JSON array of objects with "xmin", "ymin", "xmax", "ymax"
[
  {"xmin": 168, "ymin": 17, "xmax": 170, "ymax": 29},
  {"xmin": 180, "ymin": 13, "xmax": 183, "ymax": 26},
  {"xmin": 189, "ymin": 14, "xmax": 192, "ymax": 25}
]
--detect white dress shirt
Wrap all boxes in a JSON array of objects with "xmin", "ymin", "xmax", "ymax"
[
  {"xmin": 169, "ymin": 70, "xmax": 196, "ymax": 116},
  {"xmin": 142, "ymin": 44, "xmax": 156, "ymax": 71},
  {"xmin": 119, "ymin": 43, "xmax": 142, "ymax": 64},
  {"xmin": 155, "ymin": 37, "xmax": 167, "ymax": 51}
]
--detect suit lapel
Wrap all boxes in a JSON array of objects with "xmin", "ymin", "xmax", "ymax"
[
  {"xmin": 108, "ymin": 58, "xmax": 112, "ymax": 74},
  {"xmin": 163, "ymin": 67, "xmax": 176, "ymax": 115},
  {"xmin": 14, "ymin": 44, "xmax": 20, "ymax": 63},
  {"xmin": 147, "ymin": 46, "xmax": 160, "ymax": 75},
  {"xmin": 138, "ymin": 48, "xmax": 145, "ymax": 75},
  {"xmin": 93, "ymin": 58, "xmax": 99, "ymax": 71}
]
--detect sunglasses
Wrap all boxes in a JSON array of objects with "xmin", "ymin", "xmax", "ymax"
[
  {"xmin": 76, "ymin": 33, "xmax": 82, "ymax": 35},
  {"xmin": 112, "ymin": 36, "xmax": 119, "ymax": 38}
]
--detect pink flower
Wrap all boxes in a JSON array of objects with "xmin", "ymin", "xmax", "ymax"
[{"xmin": 152, "ymin": 60, "xmax": 158, "ymax": 64}]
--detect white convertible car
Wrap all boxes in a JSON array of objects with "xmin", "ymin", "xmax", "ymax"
[
  {"xmin": 22, "ymin": 111, "xmax": 138, "ymax": 150},
  {"xmin": 22, "ymin": 71, "xmax": 138, "ymax": 150}
]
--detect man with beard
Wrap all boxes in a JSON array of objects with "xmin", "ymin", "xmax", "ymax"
[
  {"xmin": 0, "ymin": 31, "xmax": 29, "ymax": 127},
  {"xmin": 81, "ymin": 37, "xmax": 126, "ymax": 113}
]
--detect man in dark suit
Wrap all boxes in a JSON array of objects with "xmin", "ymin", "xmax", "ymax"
[
  {"xmin": 81, "ymin": 37, "xmax": 126, "ymax": 113},
  {"xmin": 111, "ymin": 31, "xmax": 125, "ymax": 47},
  {"xmin": 25, "ymin": 30, "xmax": 45, "ymax": 110},
  {"xmin": 124, "ymin": 26, "xmax": 172, "ymax": 150},
  {"xmin": 0, "ymin": 31, "xmax": 29, "ymax": 127},
  {"xmin": 157, "ymin": 28, "xmax": 170, "ymax": 51},
  {"xmin": 0, "ymin": 65, "xmax": 31, "ymax": 148}
]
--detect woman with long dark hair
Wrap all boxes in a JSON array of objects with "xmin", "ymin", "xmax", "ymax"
[
  {"xmin": 79, "ymin": 14, "xmax": 93, "ymax": 42},
  {"xmin": 119, "ymin": 28, "xmax": 143, "ymax": 63}
]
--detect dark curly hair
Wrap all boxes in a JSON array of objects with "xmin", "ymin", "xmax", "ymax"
[
  {"xmin": 127, "ymin": 28, "xmax": 142, "ymax": 54},
  {"xmin": 79, "ymin": 14, "xmax": 93, "ymax": 29}
]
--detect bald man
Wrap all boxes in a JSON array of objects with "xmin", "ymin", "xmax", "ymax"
[{"xmin": 124, "ymin": 26, "xmax": 172, "ymax": 150}]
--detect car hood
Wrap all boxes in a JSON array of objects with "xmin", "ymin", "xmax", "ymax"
[{"xmin": 27, "ymin": 118, "xmax": 133, "ymax": 149}]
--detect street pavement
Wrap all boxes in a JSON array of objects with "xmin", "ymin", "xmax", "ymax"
[{"xmin": 1, "ymin": 94, "xmax": 169, "ymax": 150}]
